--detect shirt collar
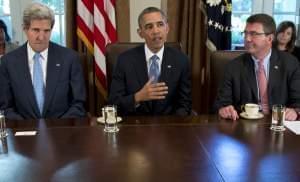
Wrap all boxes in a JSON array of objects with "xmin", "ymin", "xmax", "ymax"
[
  {"xmin": 27, "ymin": 43, "xmax": 48, "ymax": 60},
  {"xmin": 251, "ymin": 49, "xmax": 272, "ymax": 66},
  {"xmin": 252, "ymin": 49, "xmax": 272, "ymax": 80},
  {"xmin": 144, "ymin": 44, "xmax": 164, "ymax": 63}
]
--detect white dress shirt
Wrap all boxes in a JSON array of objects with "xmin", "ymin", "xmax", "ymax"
[
  {"xmin": 144, "ymin": 44, "xmax": 164, "ymax": 75},
  {"xmin": 27, "ymin": 43, "xmax": 48, "ymax": 85},
  {"xmin": 252, "ymin": 49, "xmax": 272, "ymax": 99}
]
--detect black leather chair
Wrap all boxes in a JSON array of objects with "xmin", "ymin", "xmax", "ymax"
[{"xmin": 209, "ymin": 50, "xmax": 245, "ymax": 112}]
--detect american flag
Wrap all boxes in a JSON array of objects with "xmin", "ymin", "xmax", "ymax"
[
  {"xmin": 206, "ymin": 0, "xmax": 231, "ymax": 50},
  {"xmin": 77, "ymin": 0, "xmax": 117, "ymax": 98}
]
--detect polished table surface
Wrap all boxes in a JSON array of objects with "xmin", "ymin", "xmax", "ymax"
[{"xmin": 1, "ymin": 115, "xmax": 300, "ymax": 182}]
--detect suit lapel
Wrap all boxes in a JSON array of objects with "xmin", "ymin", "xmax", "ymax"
[
  {"xmin": 159, "ymin": 47, "xmax": 172, "ymax": 83},
  {"xmin": 152, "ymin": 48, "xmax": 172, "ymax": 113},
  {"xmin": 133, "ymin": 45, "xmax": 149, "ymax": 87},
  {"xmin": 133, "ymin": 45, "xmax": 152, "ymax": 112},
  {"xmin": 43, "ymin": 43, "xmax": 62, "ymax": 115},
  {"xmin": 243, "ymin": 54, "xmax": 259, "ymax": 101},
  {"xmin": 18, "ymin": 44, "xmax": 41, "ymax": 116},
  {"xmin": 268, "ymin": 50, "xmax": 280, "ymax": 106}
]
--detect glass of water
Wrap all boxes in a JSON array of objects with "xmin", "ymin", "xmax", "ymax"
[
  {"xmin": 0, "ymin": 110, "xmax": 8, "ymax": 138},
  {"xmin": 270, "ymin": 105, "xmax": 286, "ymax": 132},
  {"xmin": 102, "ymin": 105, "xmax": 119, "ymax": 133}
]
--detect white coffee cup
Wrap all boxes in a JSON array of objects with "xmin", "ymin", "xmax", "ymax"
[{"xmin": 243, "ymin": 103, "xmax": 259, "ymax": 116}]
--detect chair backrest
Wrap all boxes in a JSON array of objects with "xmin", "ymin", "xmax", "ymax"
[
  {"xmin": 209, "ymin": 50, "xmax": 245, "ymax": 112},
  {"xmin": 105, "ymin": 42, "xmax": 181, "ymax": 92}
]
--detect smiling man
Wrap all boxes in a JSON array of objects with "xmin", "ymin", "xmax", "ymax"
[
  {"xmin": 108, "ymin": 7, "xmax": 191, "ymax": 116},
  {"xmin": 0, "ymin": 2, "xmax": 86, "ymax": 120},
  {"xmin": 214, "ymin": 14, "xmax": 300, "ymax": 121}
]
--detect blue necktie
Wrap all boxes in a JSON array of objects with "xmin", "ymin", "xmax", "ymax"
[
  {"xmin": 149, "ymin": 55, "xmax": 159, "ymax": 83},
  {"xmin": 33, "ymin": 53, "xmax": 45, "ymax": 115}
]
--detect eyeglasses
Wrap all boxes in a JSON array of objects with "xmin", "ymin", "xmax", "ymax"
[{"xmin": 241, "ymin": 31, "xmax": 272, "ymax": 37}]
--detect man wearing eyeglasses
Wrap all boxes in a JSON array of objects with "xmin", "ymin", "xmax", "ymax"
[{"xmin": 214, "ymin": 13, "xmax": 300, "ymax": 121}]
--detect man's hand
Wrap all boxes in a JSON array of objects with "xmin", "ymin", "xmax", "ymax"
[
  {"xmin": 134, "ymin": 78, "xmax": 168, "ymax": 104},
  {"xmin": 285, "ymin": 108, "xmax": 298, "ymax": 121},
  {"xmin": 218, "ymin": 105, "xmax": 239, "ymax": 121}
]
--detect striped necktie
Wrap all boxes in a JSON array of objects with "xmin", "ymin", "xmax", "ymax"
[
  {"xmin": 149, "ymin": 55, "xmax": 159, "ymax": 83},
  {"xmin": 258, "ymin": 60, "xmax": 269, "ymax": 114},
  {"xmin": 33, "ymin": 53, "xmax": 45, "ymax": 115}
]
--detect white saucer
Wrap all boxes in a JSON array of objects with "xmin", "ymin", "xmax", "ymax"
[
  {"xmin": 240, "ymin": 112, "xmax": 264, "ymax": 119},
  {"xmin": 97, "ymin": 117, "xmax": 122, "ymax": 124}
]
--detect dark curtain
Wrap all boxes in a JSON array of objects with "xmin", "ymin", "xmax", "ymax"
[
  {"xmin": 65, "ymin": 0, "xmax": 76, "ymax": 49},
  {"xmin": 168, "ymin": 0, "xmax": 209, "ymax": 114}
]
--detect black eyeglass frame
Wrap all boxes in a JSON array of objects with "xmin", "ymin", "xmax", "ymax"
[{"xmin": 241, "ymin": 31, "xmax": 273, "ymax": 37}]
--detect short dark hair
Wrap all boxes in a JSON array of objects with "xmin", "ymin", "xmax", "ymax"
[
  {"xmin": 246, "ymin": 14, "xmax": 276, "ymax": 35},
  {"xmin": 138, "ymin": 7, "xmax": 167, "ymax": 28},
  {"xmin": 273, "ymin": 21, "xmax": 296, "ymax": 52},
  {"xmin": 0, "ymin": 19, "xmax": 11, "ymax": 42}
]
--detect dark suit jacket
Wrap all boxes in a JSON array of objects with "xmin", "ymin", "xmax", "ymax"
[
  {"xmin": 292, "ymin": 46, "xmax": 300, "ymax": 62},
  {"xmin": 108, "ymin": 44, "xmax": 191, "ymax": 116},
  {"xmin": 213, "ymin": 48, "xmax": 300, "ymax": 112},
  {"xmin": 0, "ymin": 42, "xmax": 86, "ymax": 120}
]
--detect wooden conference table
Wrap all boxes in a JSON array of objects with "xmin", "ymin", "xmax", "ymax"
[{"xmin": 1, "ymin": 115, "xmax": 300, "ymax": 182}]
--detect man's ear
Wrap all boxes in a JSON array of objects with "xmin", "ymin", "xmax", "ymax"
[
  {"xmin": 166, "ymin": 23, "xmax": 169, "ymax": 34},
  {"xmin": 137, "ymin": 28, "xmax": 143, "ymax": 39},
  {"xmin": 269, "ymin": 34, "xmax": 275, "ymax": 44},
  {"xmin": 269, "ymin": 34, "xmax": 274, "ymax": 42}
]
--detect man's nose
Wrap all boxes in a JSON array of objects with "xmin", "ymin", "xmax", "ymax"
[
  {"xmin": 37, "ymin": 32, "xmax": 45, "ymax": 41},
  {"xmin": 244, "ymin": 34, "xmax": 252, "ymax": 42},
  {"xmin": 152, "ymin": 25, "xmax": 160, "ymax": 34}
]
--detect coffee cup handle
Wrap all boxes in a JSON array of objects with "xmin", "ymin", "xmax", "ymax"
[{"xmin": 241, "ymin": 105, "xmax": 245, "ymax": 112}]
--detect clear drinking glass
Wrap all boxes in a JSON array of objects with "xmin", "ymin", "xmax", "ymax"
[
  {"xmin": 103, "ymin": 105, "xmax": 119, "ymax": 133},
  {"xmin": 0, "ymin": 110, "xmax": 8, "ymax": 138},
  {"xmin": 270, "ymin": 105, "xmax": 286, "ymax": 132}
]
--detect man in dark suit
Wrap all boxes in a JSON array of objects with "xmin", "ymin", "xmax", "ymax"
[
  {"xmin": 214, "ymin": 14, "xmax": 300, "ymax": 121},
  {"xmin": 0, "ymin": 2, "xmax": 86, "ymax": 120},
  {"xmin": 109, "ymin": 7, "xmax": 191, "ymax": 116}
]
